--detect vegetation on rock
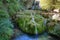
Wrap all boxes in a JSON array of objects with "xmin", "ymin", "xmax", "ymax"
[
  {"xmin": 16, "ymin": 11, "xmax": 46, "ymax": 34},
  {"xmin": 0, "ymin": 0, "xmax": 60, "ymax": 40},
  {"xmin": 48, "ymin": 22, "xmax": 60, "ymax": 37}
]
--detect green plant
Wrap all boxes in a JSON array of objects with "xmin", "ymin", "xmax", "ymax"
[
  {"xmin": 6, "ymin": 0, "xmax": 25, "ymax": 16},
  {"xmin": 0, "ymin": 2, "xmax": 14, "ymax": 40},
  {"xmin": 16, "ymin": 11, "xmax": 46, "ymax": 34},
  {"xmin": 48, "ymin": 23, "xmax": 60, "ymax": 36}
]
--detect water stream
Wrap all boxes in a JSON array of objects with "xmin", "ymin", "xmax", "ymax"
[
  {"xmin": 31, "ymin": 13, "xmax": 38, "ymax": 35},
  {"xmin": 13, "ymin": 32, "xmax": 53, "ymax": 40}
]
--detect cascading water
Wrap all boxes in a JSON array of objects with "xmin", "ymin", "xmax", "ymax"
[
  {"xmin": 31, "ymin": 0, "xmax": 40, "ymax": 10},
  {"xmin": 31, "ymin": 13, "xmax": 38, "ymax": 35},
  {"xmin": 14, "ymin": 12, "xmax": 56, "ymax": 40}
]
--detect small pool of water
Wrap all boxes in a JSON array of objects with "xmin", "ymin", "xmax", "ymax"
[
  {"xmin": 13, "ymin": 29, "xmax": 58, "ymax": 40},
  {"xmin": 13, "ymin": 32, "xmax": 55, "ymax": 40},
  {"xmin": 14, "ymin": 34, "xmax": 38, "ymax": 40}
]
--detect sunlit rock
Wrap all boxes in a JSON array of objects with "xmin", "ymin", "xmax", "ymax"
[
  {"xmin": 52, "ymin": 14, "xmax": 60, "ymax": 21},
  {"xmin": 53, "ymin": 9, "xmax": 60, "ymax": 13}
]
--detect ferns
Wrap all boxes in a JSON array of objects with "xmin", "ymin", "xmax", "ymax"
[
  {"xmin": 7, "ymin": 0, "xmax": 25, "ymax": 16},
  {"xmin": 0, "ymin": 1, "xmax": 14, "ymax": 40},
  {"xmin": 49, "ymin": 23, "xmax": 60, "ymax": 36},
  {"xmin": 0, "ymin": 0, "xmax": 26, "ymax": 40}
]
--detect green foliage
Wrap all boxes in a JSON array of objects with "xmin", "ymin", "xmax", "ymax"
[
  {"xmin": 16, "ymin": 11, "xmax": 46, "ymax": 34},
  {"xmin": 0, "ymin": 19, "xmax": 14, "ymax": 40},
  {"xmin": 47, "ymin": 21, "xmax": 55, "ymax": 32},
  {"xmin": 0, "ymin": 3, "xmax": 14, "ymax": 40},
  {"xmin": 6, "ymin": 0, "xmax": 25, "ymax": 16},
  {"xmin": 0, "ymin": 9, "xmax": 9, "ymax": 19},
  {"xmin": 49, "ymin": 23, "xmax": 60, "ymax": 36},
  {"xmin": 47, "ymin": 19, "xmax": 60, "ymax": 36}
]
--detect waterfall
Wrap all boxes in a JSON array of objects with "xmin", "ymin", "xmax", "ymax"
[
  {"xmin": 31, "ymin": 13, "xmax": 38, "ymax": 35},
  {"xmin": 31, "ymin": 0, "xmax": 40, "ymax": 10}
]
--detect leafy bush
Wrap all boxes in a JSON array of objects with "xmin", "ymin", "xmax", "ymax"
[{"xmin": 6, "ymin": 0, "xmax": 22, "ymax": 16}]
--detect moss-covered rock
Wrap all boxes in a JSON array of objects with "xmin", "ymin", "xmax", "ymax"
[
  {"xmin": 48, "ymin": 21, "xmax": 60, "ymax": 37},
  {"xmin": 16, "ymin": 11, "xmax": 46, "ymax": 34}
]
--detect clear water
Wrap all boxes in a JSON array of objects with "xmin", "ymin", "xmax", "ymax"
[
  {"xmin": 13, "ymin": 32, "xmax": 52, "ymax": 40},
  {"xmin": 14, "ymin": 34, "xmax": 38, "ymax": 40}
]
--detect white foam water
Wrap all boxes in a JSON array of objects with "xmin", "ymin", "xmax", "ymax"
[{"xmin": 31, "ymin": 13, "xmax": 38, "ymax": 35}]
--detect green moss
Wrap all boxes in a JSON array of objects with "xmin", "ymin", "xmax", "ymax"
[
  {"xmin": 16, "ymin": 11, "xmax": 46, "ymax": 34},
  {"xmin": 48, "ymin": 22, "xmax": 60, "ymax": 36},
  {"xmin": 51, "ymin": 23, "xmax": 60, "ymax": 36}
]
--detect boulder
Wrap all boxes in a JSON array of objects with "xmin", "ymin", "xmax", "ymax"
[{"xmin": 16, "ymin": 10, "xmax": 46, "ymax": 34}]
